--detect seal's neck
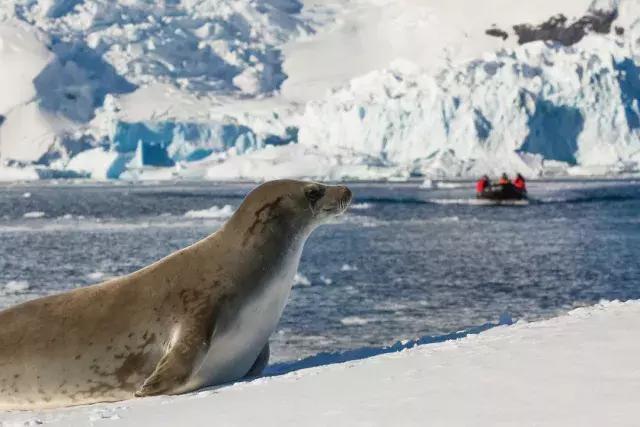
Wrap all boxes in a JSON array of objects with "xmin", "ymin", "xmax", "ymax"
[{"xmin": 213, "ymin": 218, "xmax": 314, "ymax": 290}]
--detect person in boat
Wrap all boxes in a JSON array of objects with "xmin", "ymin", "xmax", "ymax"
[
  {"xmin": 513, "ymin": 173, "xmax": 526, "ymax": 192},
  {"xmin": 498, "ymin": 173, "xmax": 510, "ymax": 185},
  {"xmin": 476, "ymin": 175, "xmax": 490, "ymax": 194}
]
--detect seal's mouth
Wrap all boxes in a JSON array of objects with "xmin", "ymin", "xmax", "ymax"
[{"xmin": 338, "ymin": 189, "xmax": 352, "ymax": 213}]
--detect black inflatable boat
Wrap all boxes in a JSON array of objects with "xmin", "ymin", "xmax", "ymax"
[{"xmin": 477, "ymin": 183, "xmax": 527, "ymax": 201}]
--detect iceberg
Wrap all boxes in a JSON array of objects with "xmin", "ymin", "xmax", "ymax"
[
  {"xmin": 298, "ymin": 35, "xmax": 640, "ymax": 177},
  {"xmin": 2, "ymin": 0, "xmax": 640, "ymax": 180},
  {"xmin": 65, "ymin": 147, "xmax": 131, "ymax": 179}
]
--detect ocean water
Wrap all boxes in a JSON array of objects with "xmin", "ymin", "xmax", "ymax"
[{"xmin": 0, "ymin": 180, "xmax": 639, "ymax": 362}]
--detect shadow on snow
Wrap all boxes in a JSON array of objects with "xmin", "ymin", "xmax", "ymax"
[{"xmin": 263, "ymin": 315, "xmax": 513, "ymax": 377}]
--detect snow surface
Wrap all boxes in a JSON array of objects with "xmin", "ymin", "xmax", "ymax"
[
  {"xmin": 280, "ymin": 0, "xmax": 594, "ymax": 102},
  {"xmin": 0, "ymin": 166, "xmax": 40, "ymax": 182},
  {"xmin": 1, "ymin": 0, "xmax": 640, "ymax": 179},
  {"xmin": 2, "ymin": 300, "xmax": 638, "ymax": 426},
  {"xmin": 0, "ymin": 21, "xmax": 51, "ymax": 115}
]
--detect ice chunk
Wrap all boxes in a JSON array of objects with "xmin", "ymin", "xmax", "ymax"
[
  {"xmin": 293, "ymin": 272, "xmax": 311, "ymax": 287},
  {"xmin": 340, "ymin": 316, "xmax": 370, "ymax": 326},
  {"xmin": 23, "ymin": 211, "xmax": 45, "ymax": 218},
  {"xmin": 66, "ymin": 147, "xmax": 131, "ymax": 179},
  {"xmin": 183, "ymin": 205, "xmax": 235, "ymax": 219},
  {"xmin": 2, "ymin": 280, "xmax": 30, "ymax": 293}
]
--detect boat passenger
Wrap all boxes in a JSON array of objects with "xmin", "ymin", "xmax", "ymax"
[
  {"xmin": 498, "ymin": 173, "xmax": 510, "ymax": 185},
  {"xmin": 513, "ymin": 173, "xmax": 526, "ymax": 192},
  {"xmin": 476, "ymin": 175, "xmax": 490, "ymax": 194}
]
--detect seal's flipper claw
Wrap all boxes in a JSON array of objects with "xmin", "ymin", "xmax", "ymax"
[{"xmin": 136, "ymin": 351, "xmax": 189, "ymax": 397}]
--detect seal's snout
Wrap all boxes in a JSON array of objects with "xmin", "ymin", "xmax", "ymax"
[
  {"xmin": 306, "ymin": 182, "xmax": 352, "ymax": 217},
  {"xmin": 336, "ymin": 185, "xmax": 352, "ymax": 212},
  {"xmin": 339, "ymin": 186, "xmax": 352, "ymax": 205}
]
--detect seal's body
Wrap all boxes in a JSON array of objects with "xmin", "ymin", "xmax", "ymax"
[{"xmin": 0, "ymin": 180, "xmax": 352, "ymax": 410}]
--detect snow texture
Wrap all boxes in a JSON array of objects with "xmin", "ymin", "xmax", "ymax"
[{"xmin": 2, "ymin": 300, "xmax": 638, "ymax": 426}]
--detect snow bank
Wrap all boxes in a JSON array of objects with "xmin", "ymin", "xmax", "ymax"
[
  {"xmin": 0, "ymin": 0, "xmax": 308, "ymax": 171},
  {"xmin": 0, "ymin": 166, "xmax": 40, "ymax": 181},
  {"xmin": 0, "ymin": 20, "xmax": 79, "ymax": 164},
  {"xmin": 281, "ymin": 0, "xmax": 596, "ymax": 101},
  {"xmin": 1, "ymin": 102, "xmax": 77, "ymax": 164},
  {"xmin": 0, "ymin": 0, "xmax": 308, "ymax": 98},
  {"xmin": 0, "ymin": 21, "xmax": 52, "ymax": 115},
  {"xmin": 3, "ymin": 300, "xmax": 638, "ymax": 426}
]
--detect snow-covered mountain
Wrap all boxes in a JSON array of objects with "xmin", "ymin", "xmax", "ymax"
[{"xmin": 1, "ymin": 0, "xmax": 639, "ymax": 180}]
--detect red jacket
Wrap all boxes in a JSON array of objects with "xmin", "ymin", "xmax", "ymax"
[
  {"xmin": 514, "ymin": 177, "xmax": 526, "ymax": 190},
  {"xmin": 476, "ymin": 179, "xmax": 488, "ymax": 193}
]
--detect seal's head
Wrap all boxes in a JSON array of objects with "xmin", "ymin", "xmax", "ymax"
[
  {"xmin": 301, "ymin": 181, "xmax": 352, "ymax": 221},
  {"xmin": 228, "ymin": 180, "xmax": 352, "ymax": 245}
]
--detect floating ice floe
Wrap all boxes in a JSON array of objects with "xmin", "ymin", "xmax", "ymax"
[
  {"xmin": 293, "ymin": 272, "xmax": 311, "ymax": 287},
  {"xmin": 2, "ymin": 280, "xmax": 30, "ymax": 293},
  {"xmin": 340, "ymin": 316, "xmax": 370, "ymax": 326},
  {"xmin": 86, "ymin": 272, "xmax": 106, "ymax": 281},
  {"xmin": 183, "ymin": 204, "xmax": 235, "ymax": 219},
  {"xmin": 319, "ymin": 275, "xmax": 333, "ymax": 285},
  {"xmin": 23, "ymin": 211, "xmax": 45, "ymax": 218},
  {"xmin": 349, "ymin": 203, "xmax": 372, "ymax": 210}
]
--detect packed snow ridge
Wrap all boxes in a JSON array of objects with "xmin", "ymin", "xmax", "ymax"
[{"xmin": 1, "ymin": 0, "xmax": 640, "ymax": 180}]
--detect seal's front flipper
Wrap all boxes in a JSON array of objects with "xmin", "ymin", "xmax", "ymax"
[
  {"xmin": 136, "ymin": 321, "xmax": 212, "ymax": 397},
  {"xmin": 135, "ymin": 351, "xmax": 189, "ymax": 397},
  {"xmin": 245, "ymin": 342, "xmax": 270, "ymax": 378}
]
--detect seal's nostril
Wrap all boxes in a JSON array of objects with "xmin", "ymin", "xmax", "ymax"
[{"xmin": 341, "ymin": 186, "xmax": 353, "ymax": 204}]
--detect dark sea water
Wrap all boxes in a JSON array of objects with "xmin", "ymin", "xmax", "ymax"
[{"xmin": 0, "ymin": 180, "xmax": 639, "ymax": 362}]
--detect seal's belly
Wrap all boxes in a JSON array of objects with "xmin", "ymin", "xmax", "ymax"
[{"xmin": 186, "ymin": 276, "xmax": 292, "ymax": 389}]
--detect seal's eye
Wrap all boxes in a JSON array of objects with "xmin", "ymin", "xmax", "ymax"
[{"xmin": 304, "ymin": 186, "xmax": 325, "ymax": 204}]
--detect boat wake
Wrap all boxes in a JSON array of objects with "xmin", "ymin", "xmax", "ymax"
[{"xmin": 427, "ymin": 198, "xmax": 530, "ymax": 206}]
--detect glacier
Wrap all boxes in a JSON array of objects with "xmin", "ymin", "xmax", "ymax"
[
  {"xmin": 1, "ymin": 0, "xmax": 640, "ymax": 180},
  {"xmin": 298, "ymin": 37, "xmax": 640, "ymax": 178}
]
